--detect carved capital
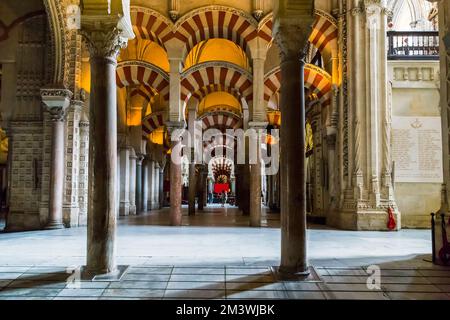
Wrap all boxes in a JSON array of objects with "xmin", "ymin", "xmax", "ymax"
[
  {"xmin": 41, "ymin": 87, "xmax": 73, "ymax": 122},
  {"xmin": 273, "ymin": 22, "xmax": 312, "ymax": 61},
  {"xmin": 81, "ymin": 27, "xmax": 128, "ymax": 60}
]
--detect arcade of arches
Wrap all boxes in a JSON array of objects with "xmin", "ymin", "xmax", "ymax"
[{"xmin": 0, "ymin": 0, "xmax": 449, "ymax": 282}]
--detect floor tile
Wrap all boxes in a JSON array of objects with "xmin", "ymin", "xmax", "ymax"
[
  {"xmin": 226, "ymin": 282, "xmax": 284, "ymax": 291},
  {"xmin": 0, "ymin": 288, "xmax": 62, "ymax": 298},
  {"xmin": 323, "ymin": 291, "xmax": 390, "ymax": 300},
  {"xmin": 386, "ymin": 292, "xmax": 450, "ymax": 300},
  {"xmin": 0, "ymin": 273, "xmax": 23, "ymax": 280},
  {"xmin": 164, "ymin": 289, "xmax": 225, "ymax": 299},
  {"xmin": 166, "ymin": 281, "xmax": 225, "ymax": 290},
  {"xmin": 128, "ymin": 267, "xmax": 173, "ymax": 274},
  {"xmin": 225, "ymin": 274, "xmax": 274, "ymax": 283},
  {"xmin": 225, "ymin": 267, "xmax": 271, "ymax": 275},
  {"xmin": 7, "ymin": 280, "xmax": 67, "ymax": 289},
  {"xmin": 57, "ymin": 288, "xmax": 105, "ymax": 297},
  {"xmin": 381, "ymin": 284, "xmax": 442, "ymax": 293},
  {"xmin": 287, "ymin": 291, "xmax": 326, "ymax": 299},
  {"xmin": 122, "ymin": 274, "xmax": 170, "ymax": 282},
  {"xmin": 102, "ymin": 288, "xmax": 165, "ymax": 298},
  {"xmin": 226, "ymin": 290, "xmax": 287, "ymax": 299},
  {"xmin": 170, "ymin": 274, "xmax": 225, "ymax": 282},
  {"xmin": 172, "ymin": 267, "xmax": 225, "ymax": 275},
  {"xmin": 108, "ymin": 281, "xmax": 168, "ymax": 290},
  {"xmin": 283, "ymin": 282, "xmax": 322, "ymax": 291}
]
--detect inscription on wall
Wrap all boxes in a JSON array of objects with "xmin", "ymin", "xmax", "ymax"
[{"xmin": 392, "ymin": 116, "xmax": 443, "ymax": 183}]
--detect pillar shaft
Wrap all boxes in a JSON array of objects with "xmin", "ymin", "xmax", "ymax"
[
  {"xmin": 119, "ymin": 147, "xmax": 130, "ymax": 216},
  {"xmin": 249, "ymin": 140, "xmax": 261, "ymax": 227},
  {"xmin": 188, "ymin": 163, "xmax": 196, "ymax": 216},
  {"xmin": 40, "ymin": 88, "xmax": 72, "ymax": 230},
  {"xmin": 159, "ymin": 166, "xmax": 164, "ymax": 209},
  {"xmin": 81, "ymin": 22, "xmax": 129, "ymax": 274},
  {"xmin": 142, "ymin": 158, "xmax": 149, "ymax": 212},
  {"xmin": 168, "ymin": 124, "xmax": 184, "ymax": 225},
  {"xmin": 279, "ymin": 56, "xmax": 307, "ymax": 274},
  {"xmin": 135, "ymin": 154, "xmax": 144, "ymax": 214},
  {"xmin": 48, "ymin": 119, "xmax": 65, "ymax": 228}
]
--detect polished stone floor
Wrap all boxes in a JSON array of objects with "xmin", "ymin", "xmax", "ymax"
[{"xmin": 0, "ymin": 206, "xmax": 449, "ymax": 300}]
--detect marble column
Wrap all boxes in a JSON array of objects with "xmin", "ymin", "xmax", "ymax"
[
  {"xmin": 147, "ymin": 159, "xmax": 154, "ymax": 210},
  {"xmin": 198, "ymin": 167, "xmax": 207, "ymax": 210},
  {"xmin": 40, "ymin": 87, "xmax": 72, "ymax": 229},
  {"xmin": 129, "ymin": 148, "xmax": 137, "ymax": 215},
  {"xmin": 142, "ymin": 157, "xmax": 149, "ymax": 212},
  {"xmin": 188, "ymin": 163, "xmax": 196, "ymax": 216},
  {"xmin": 152, "ymin": 162, "xmax": 160, "ymax": 209},
  {"xmin": 167, "ymin": 123, "xmax": 184, "ymax": 226},
  {"xmin": 159, "ymin": 165, "xmax": 164, "ymax": 209},
  {"xmin": 135, "ymin": 153, "xmax": 144, "ymax": 214},
  {"xmin": 119, "ymin": 146, "xmax": 131, "ymax": 216},
  {"xmin": 249, "ymin": 125, "xmax": 266, "ymax": 227},
  {"xmin": 81, "ymin": 15, "xmax": 131, "ymax": 274},
  {"xmin": 273, "ymin": 14, "xmax": 313, "ymax": 275}
]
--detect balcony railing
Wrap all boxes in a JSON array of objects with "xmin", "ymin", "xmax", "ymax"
[{"xmin": 387, "ymin": 31, "xmax": 439, "ymax": 60}]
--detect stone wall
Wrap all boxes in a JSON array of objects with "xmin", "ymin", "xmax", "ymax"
[{"xmin": 389, "ymin": 60, "xmax": 441, "ymax": 228}]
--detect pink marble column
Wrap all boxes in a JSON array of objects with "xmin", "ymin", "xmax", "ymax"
[
  {"xmin": 81, "ymin": 21, "xmax": 129, "ymax": 275},
  {"xmin": 40, "ymin": 87, "xmax": 72, "ymax": 230},
  {"xmin": 167, "ymin": 123, "xmax": 184, "ymax": 226}
]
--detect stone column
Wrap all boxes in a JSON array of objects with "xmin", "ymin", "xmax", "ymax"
[
  {"xmin": 80, "ymin": 14, "xmax": 131, "ymax": 274},
  {"xmin": 40, "ymin": 87, "xmax": 72, "ymax": 229},
  {"xmin": 152, "ymin": 161, "xmax": 160, "ymax": 209},
  {"xmin": 188, "ymin": 163, "xmax": 196, "ymax": 215},
  {"xmin": 135, "ymin": 153, "xmax": 144, "ymax": 214},
  {"xmin": 159, "ymin": 165, "xmax": 165, "ymax": 208},
  {"xmin": 249, "ymin": 124, "xmax": 266, "ymax": 227},
  {"xmin": 119, "ymin": 146, "xmax": 131, "ymax": 216},
  {"xmin": 273, "ymin": 9, "xmax": 313, "ymax": 275},
  {"xmin": 147, "ymin": 159, "xmax": 154, "ymax": 210},
  {"xmin": 167, "ymin": 122, "xmax": 184, "ymax": 225},
  {"xmin": 198, "ymin": 167, "xmax": 207, "ymax": 210},
  {"xmin": 142, "ymin": 157, "xmax": 149, "ymax": 212},
  {"xmin": 129, "ymin": 148, "xmax": 137, "ymax": 215}
]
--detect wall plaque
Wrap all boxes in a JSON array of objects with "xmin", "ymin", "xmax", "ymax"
[{"xmin": 392, "ymin": 116, "xmax": 443, "ymax": 183}]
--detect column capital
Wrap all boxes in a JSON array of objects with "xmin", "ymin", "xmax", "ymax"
[
  {"xmin": 248, "ymin": 121, "xmax": 269, "ymax": 130},
  {"xmin": 80, "ymin": 14, "xmax": 133, "ymax": 60},
  {"xmin": 136, "ymin": 153, "xmax": 145, "ymax": 165},
  {"xmin": 273, "ymin": 22, "xmax": 313, "ymax": 61},
  {"xmin": 41, "ymin": 87, "xmax": 73, "ymax": 121}
]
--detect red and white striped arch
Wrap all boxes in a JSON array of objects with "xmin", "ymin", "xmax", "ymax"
[
  {"xmin": 174, "ymin": 6, "xmax": 258, "ymax": 57},
  {"xmin": 142, "ymin": 111, "xmax": 166, "ymax": 136},
  {"xmin": 116, "ymin": 61, "xmax": 170, "ymax": 101},
  {"xmin": 259, "ymin": 9, "xmax": 338, "ymax": 58},
  {"xmin": 130, "ymin": 6, "xmax": 174, "ymax": 46},
  {"xmin": 264, "ymin": 64, "xmax": 332, "ymax": 107},
  {"xmin": 199, "ymin": 112, "xmax": 242, "ymax": 131},
  {"xmin": 304, "ymin": 64, "xmax": 332, "ymax": 107},
  {"xmin": 181, "ymin": 62, "xmax": 253, "ymax": 104},
  {"xmin": 309, "ymin": 10, "xmax": 338, "ymax": 58}
]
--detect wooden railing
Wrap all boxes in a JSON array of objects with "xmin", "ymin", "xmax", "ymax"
[{"xmin": 387, "ymin": 31, "xmax": 439, "ymax": 60}]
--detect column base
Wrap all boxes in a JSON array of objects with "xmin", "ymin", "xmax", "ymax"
[
  {"xmin": 272, "ymin": 266, "xmax": 315, "ymax": 281},
  {"xmin": 80, "ymin": 265, "xmax": 129, "ymax": 281},
  {"xmin": 45, "ymin": 220, "xmax": 64, "ymax": 230},
  {"xmin": 129, "ymin": 205, "xmax": 136, "ymax": 215}
]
